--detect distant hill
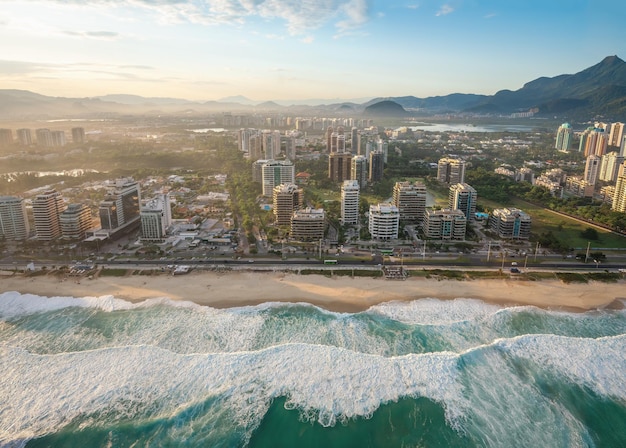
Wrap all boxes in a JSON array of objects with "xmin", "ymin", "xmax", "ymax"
[{"xmin": 363, "ymin": 100, "xmax": 409, "ymax": 116}]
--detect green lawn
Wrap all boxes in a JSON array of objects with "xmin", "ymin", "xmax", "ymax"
[{"xmin": 478, "ymin": 197, "xmax": 626, "ymax": 249}]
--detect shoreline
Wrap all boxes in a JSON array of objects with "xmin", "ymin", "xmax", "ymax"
[{"xmin": 1, "ymin": 270, "xmax": 624, "ymax": 313}]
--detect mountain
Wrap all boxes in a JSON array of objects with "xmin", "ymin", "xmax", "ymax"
[
  {"xmin": 472, "ymin": 55, "xmax": 626, "ymax": 118},
  {"xmin": 1, "ymin": 56, "xmax": 625, "ymax": 120}
]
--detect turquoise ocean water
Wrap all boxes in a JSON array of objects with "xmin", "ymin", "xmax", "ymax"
[{"xmin": 0, "ymin": 291, "xmax": 625, "ymax": 447}]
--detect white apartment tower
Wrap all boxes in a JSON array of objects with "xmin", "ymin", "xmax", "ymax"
[
  {"xmin": 599, "ymin": 152, "xmax": 625, "ymax": 183},
  {"xmin": 584, "ymin": 155, "xmax": 601, "ymax": 186},
  {"xmin": 0, "ymin": 196, "xmax": 30, "ymax": 240},
  {"xmin": 341, "ymin": 180, "xmax": 360, "ymax": 226},
  {"xmin": 392, "ymin": 181, "xmax": 427, "ymax": 225},
  {"xmin": 368, "ymin": 203, "xmax": 399, "ymax": 240},
  {"xmin": 262, "ymin": 160, "xmax": 295, "ymax": 196},
  {"xmin": 32, "ymin": 189, "xmax": 66, "ymax": 241},
  {"xmin": 140, "ymin": 193, "xmax": 172, "ymax": 242}
]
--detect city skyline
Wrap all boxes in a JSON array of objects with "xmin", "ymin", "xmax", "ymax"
[{"xmin": 1, "ymin": 1, "xmax": 625, "ymax": 103}]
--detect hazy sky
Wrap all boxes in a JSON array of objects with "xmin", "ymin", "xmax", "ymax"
[{"xmin": 1, "ymin": 0, "xmax": 625, "ymax": 102}]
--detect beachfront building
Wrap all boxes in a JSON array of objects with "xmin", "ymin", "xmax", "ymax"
[
  {"xmin": 489, "ymin": 208, "xmax": 531, "ymax": 240},
  {"xmin": 290, "ymin": 208, "xmax": 325, "ymax": 242},
  {"xmin": 261, "ymin": 160, "xmax": 295, "ymax": 196},
  {"xmin": 341, "ymin": 180, "xmax": 360, "ymax": 226},
  {"xmin": 392, "ymin": 181, "xmax": 426, "ymax": 225},
  {"xmin": 140, "ymin": 194, "xmax": 172, "ymax": 242},
  {"xmin": 273, "ymin": 183, "xmax": 303, "ymax": 226},
  {"xmin": 368, "ymin": 203, "xmax": 399, "ymax": 240},
  {"xmin": 351, "ymin": 155, "xmax": 368, "ymax": 188},
  {"xmin": 423, "ymin": 209, "xmax": 466, "ymax": 240},
  {"xmin": 449, "ymin": 183, "xmax": 477, "ymax": 221},
  {"xmin": 60, "ymin": 203, "xmax": 93, "ymax": 240},
  {"xmin": 328, "ymin": 152, "xmax": 352, "ymax": 183},
  {"xmin": 555, "ymin": 123, "xmax": 573, "ymax": 152},
  {"xmin": 99, "ymin": 178, "xmax": 141, "ymax": 231},
  {"xmin": 0, "ymin": 196, "xmax": 30, "ymax": 240},
  {"xmin": 437, "ymin": 158, "xmax": 466, "ymax": 184},
  {"xmin": 32, "ymin": 189, "xmax": 66, "ymax": 241}
]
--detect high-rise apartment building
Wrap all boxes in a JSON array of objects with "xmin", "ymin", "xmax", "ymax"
[
  {"xmin": 489, "ymin": 208, "xmax": 531, "ymax": 240},
  {"xmin": 351, "ymin": 155, "xmax": 368, "ymax": 188},
  {"xmin": 599, "ymin": 152, "xmax": 624, "ymax": 183},
  {"xmin": 368, "ymin": 151, "xmax": 384, "ymax": 183},
  {"xmin": 555, "ymin": 123, "xmax": 573, "ymax": 152},
  {"xmin": 328, "ymin": 153, "xmax": 352, "ymax": 182},
  {"xmin": 584, "ymin": 155, "xmax": 601, "ymax": 186},
  {"xmin": 612, "ymin": 164, "xmax": 626, "ymax": 212},
  {"xmin": 437, "ymin": 158, "xmax": 466, "ymax": 184},
  {"xmin": 609, "ymin": 122, "xmax": 624, "ymax": 148},
  {"xmin": 580, "ymin": 127, "xmax": 608, "ymax": 157},
  {"xmin": 140, "ymin": 194, "xmax": 172, "ymax": 242},
  {"xmin": 368, "ymin": 203, "xmax": 399, "ymax": 240},
  {"xmin": 341, "ymin": 180, "xmax": 360, "ymax": 226},
  {"xmin": 71, "ymin": 127, "xmax": 85, "ymax": 144},
  {"xmin": 0, "ymin": 129, "xmax": 13, "ymax": 147},
  {"xmin": 32, "ymin": 189, "xmax": 66, "ymax": 241},
  {"xmin": 99, "ymin": 178, "xmax": 141, "ymax": 230},
  {"xmin": 0, "ymin": 196, "xmax": 30, "ymax": 240},
  {"xmin": 350, "ymin": 127, "xmax": 358, "ymax": 154},
  {"xmin": 60, "ymin": 203, "xmax": 93, "ymax": 240},
  {"xmin": 17, "ymin": 129, "xmax": 33, "ymax": 146},
  {"xmin": 262, "ymin": 130, "xmax": 281, "ymax": 160},
  {"xmin": 392, "ymin": 181, "xmax": 427, "ymax": 225},
  {"xmin": 36, "ymin": 128, "xmax": 54, "ymax": 147},
  {"xmin": 51, "ymin": 130, "xmax": 66, "ymax": 147},
  {"xmin": 423, "ymin": 209, "xmax": 466, "ymax": 240},
  {"xmin": 261, "ymin": 160, "xmax": 295, "ymax": 196},
  {"xmin": 290, "ymin": 208, "xmax": 325, "ymax": 242},
  {"xmin": 448, "ymin": 183, "xmax": 477, "ymax": 221},
  {"xmin": 273, "ymin": 183, "xmax": 303, "ymax": 226}
]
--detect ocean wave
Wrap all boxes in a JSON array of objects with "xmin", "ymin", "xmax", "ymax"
[{"xmin": 2, "ymin": 334, "xmax": 625, "ymax": 446}]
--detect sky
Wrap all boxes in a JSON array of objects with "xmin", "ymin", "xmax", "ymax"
[{"xmin": 1, "ymin": 0, "xmax": 625, "ymax": 103}]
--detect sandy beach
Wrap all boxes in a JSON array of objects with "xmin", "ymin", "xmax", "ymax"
[{"xmin": 1, "ymin": 269, "xmax": 624, "ymax": 312}]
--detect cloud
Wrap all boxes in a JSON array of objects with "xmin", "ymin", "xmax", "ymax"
[
  {"xmin": 484, "ymin": 13, "xmax": 497, "ymax": 19},
  {"xmin": 0, "ymin": 59, "xmax": 156, "ymax": 81},
  {"xmin": 435, "ymin": 4, "xmax": 454, "ymax": 16},
  {"xmin": 29, "ymin": 0, "xmax": 370, "ymax": 36},
  {"xmin": 62, "ymin": 30, "xmax": 120, "ymax": 39}
]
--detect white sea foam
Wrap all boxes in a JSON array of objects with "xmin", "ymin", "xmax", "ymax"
[
  {"xmin": 0, "ymin": 291, "xmax": 136, "ymax": 318},
  {"xmin": 369, "ymin": 298, "xmax": 505, "ymax": 325},
  {"xmin": 0, "ymin": 343, "xmax": 463, "ymax": 443},
  {"xmin": 496, "ymin": 333, "xmax": 626, "ymax": 401}
]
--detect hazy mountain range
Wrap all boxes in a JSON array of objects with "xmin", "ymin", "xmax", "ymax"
[{"xmin": 1, "ymin": 56, "xmax": 626, "ymax": 120}]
